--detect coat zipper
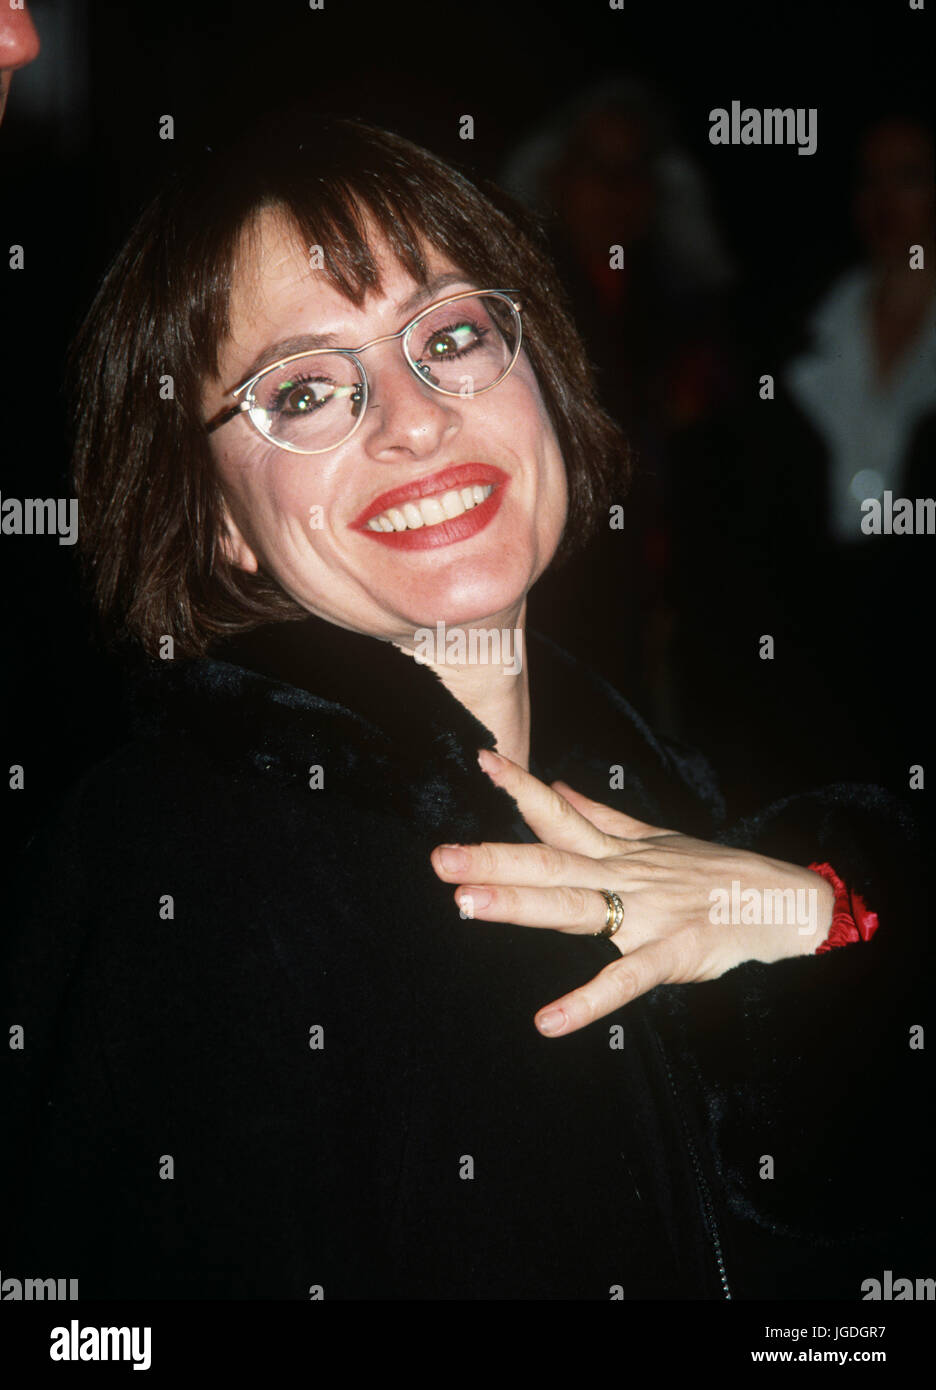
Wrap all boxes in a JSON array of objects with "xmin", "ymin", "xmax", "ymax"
[{"xmin": 654, "ymin": 1033, "xmax": 733, "ymax": 1300}]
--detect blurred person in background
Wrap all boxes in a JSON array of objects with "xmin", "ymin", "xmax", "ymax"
[
  {"xmin": 501, "ymin": 79, "xmax": 738, "ymax": 731},
  {"xmin": 669, "ymin": 113, "xmax": 934, "ymax": 809},
  {"xmin": 784, "ymin": 114, "xmax": 935, "ymax": 545}
]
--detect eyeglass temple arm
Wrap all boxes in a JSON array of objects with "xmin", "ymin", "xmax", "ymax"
[{"xmin": 206, "ymin": 399, "xmax": 251, "ymax": 434}]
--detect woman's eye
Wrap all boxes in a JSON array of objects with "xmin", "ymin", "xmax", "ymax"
[
  {"xmin": 271, "ymin": 376, "xmax": 334, "ymax": 414},
  {"xmin": 423, "ymin": 321, "xmax": 485, "ymax": 359}
]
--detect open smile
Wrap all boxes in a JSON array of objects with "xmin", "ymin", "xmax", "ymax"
[{"xmin": 349, "ymin": 463, "xmax": 508, "ymax": 550}]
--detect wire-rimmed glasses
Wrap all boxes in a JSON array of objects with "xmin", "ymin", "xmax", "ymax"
[{"xmin": 205, "ymin": 288, "xmax": 523, "ymax": 455}]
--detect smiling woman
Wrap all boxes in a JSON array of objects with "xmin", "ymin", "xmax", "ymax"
[
  {"xmin": 69, "ymin": 113, "xmax": 617, "ymax": 661},
  {"xmin": 1, "ymin": 109, "xmax": 929, "ymax": 1301},
  {"xmin": 202, "ymin": 225, "xmax": 567, "ymax": 653}
]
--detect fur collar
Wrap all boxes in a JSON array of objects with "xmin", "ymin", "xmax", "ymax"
[{"xmin": 127, "ymin": 612, "xmax": 721, "ymax": 839}]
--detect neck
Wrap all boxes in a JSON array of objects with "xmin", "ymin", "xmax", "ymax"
[{"xmin": 392, "ymin": 601, "xmax": 531, "ymax": 769}]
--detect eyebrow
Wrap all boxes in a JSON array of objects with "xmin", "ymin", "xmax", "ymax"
[{"xmin": 231, "ymin": 270, "xmax": 474, "ymax": 388}]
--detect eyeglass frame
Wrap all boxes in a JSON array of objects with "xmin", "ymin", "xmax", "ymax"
[{"xmin": 204, "ymin": 287, "xmax": 524, "ymax": 455}]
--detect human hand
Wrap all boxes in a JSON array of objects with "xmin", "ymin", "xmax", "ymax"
[{"xmin": 430, "ymin": 749, "xmax": 833, "ymax": 1037}]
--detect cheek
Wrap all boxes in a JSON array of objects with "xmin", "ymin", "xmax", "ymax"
[
  {"xmin": 517, "ymin": 380, "xmax": 568, "ymax": 506},
  {"xmin": 215, "ymin": 440, "xmax": 340, "ymax": 546},
  {"xmin": 535, "ymin": 417, "xmax": 570, "ymax": 559},
  {"xmin": 539, "ymin": 452, "xmax": 569, "ymax": 554},
  {"xmin": 498, "ymin": 359, "xmax": 562, "ymax": 458},
  {"xmin": 496, "ymin": 373, "xmax": 569, "ymax": 529}
]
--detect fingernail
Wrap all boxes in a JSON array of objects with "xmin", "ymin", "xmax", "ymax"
[
  {"xmin": 537, "ymin": 1008, "xmax": 567, "ymax": 1036},
  {"xmin": 439, "ymin": 845, "xmax": 468, "ymax": 873},
  {"xmin": 477, "ymin": 748, "xmax": 503, "ymax": 775},
  {"xmin": 457, "ymin": 886, "xmax": 491, "ymax": 911}
]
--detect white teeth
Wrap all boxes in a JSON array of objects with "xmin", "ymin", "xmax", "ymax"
[{"xmin": 365, "ymin": 483, "xmax": 494, "ymax": 532}]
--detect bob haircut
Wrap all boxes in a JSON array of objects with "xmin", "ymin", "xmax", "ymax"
[{"xmin": 70, "ymin": 110, "xmax": 629, "ymax": 658}]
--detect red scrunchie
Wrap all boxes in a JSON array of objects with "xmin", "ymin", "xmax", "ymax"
[{"xmin": 808, "ymin": 862, "xmax": 879, "ymax": 953}]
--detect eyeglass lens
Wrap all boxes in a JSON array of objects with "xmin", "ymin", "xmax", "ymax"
[{"xmin": 248, "ymin": 293, "xmax": 520, "ymax": 452}]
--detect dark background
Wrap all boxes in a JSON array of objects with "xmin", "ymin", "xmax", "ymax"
[{"xmin": 2, "ymin": 0, "xmax": 933, "ymax": 852}]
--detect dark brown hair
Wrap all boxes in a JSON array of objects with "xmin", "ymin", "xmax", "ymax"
[{"xmin": 70, "ymin": 112, "xmax": 629, "ymax": 657}]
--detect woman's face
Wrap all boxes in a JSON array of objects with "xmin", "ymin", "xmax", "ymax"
[{"xmin": 204, "ymin": 209, "xmax": 569, "ymax": 641}]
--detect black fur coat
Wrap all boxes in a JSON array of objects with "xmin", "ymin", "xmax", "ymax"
[{"xmin": 1, "ymin": 614, "xmax": 929, "ymax": 1299}]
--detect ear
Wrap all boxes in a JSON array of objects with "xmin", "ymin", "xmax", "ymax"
[{"xmin": 217, "ymin": 499, "xmax": 259, "ymax": 574}]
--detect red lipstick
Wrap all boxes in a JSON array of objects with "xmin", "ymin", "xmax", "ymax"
[{"xmin": 349, "ymin": 463, "xmax": 509, "ymax": 551}]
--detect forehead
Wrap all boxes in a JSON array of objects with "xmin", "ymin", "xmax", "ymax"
[{"xmin": 225, "ymin": 208, "xmax": 461, "ymax": 355}]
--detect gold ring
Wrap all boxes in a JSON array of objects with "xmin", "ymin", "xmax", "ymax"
[{"xmin": 595, "ymin": 889, "xmax": 624, "ymax": 939}]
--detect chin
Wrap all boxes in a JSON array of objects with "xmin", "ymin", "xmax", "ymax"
[
  {"xmin": 398, "ymin": 590, "xmax": 526, "ymax": 634},
  {"xmin": 392, "ymin": 554, "xmax": 540, "ymax": 632}
]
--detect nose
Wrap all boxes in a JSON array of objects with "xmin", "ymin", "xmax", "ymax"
[
  {"xmin": 0, "ymin": 4, "xmax": 41, "ymax": 72},
  {"xmin": 359, "ymin": 341, "xmax": 462, "ymax": 462}
]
